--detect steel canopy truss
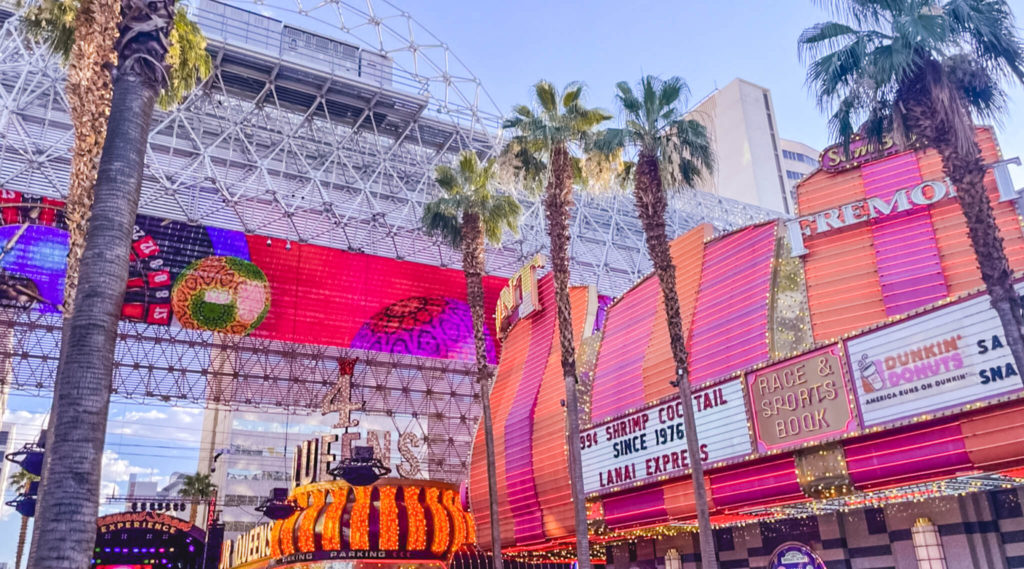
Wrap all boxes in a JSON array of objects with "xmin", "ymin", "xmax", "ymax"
[
  {"xmin": 0, "ymin": 2, "xmax": 777, "ymax": 296},
  {"xmin": 0, "ymin": 308, "xmax": 483, "ymax": 481}
]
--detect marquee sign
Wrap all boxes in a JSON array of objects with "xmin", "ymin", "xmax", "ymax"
[
  {"xmin": 790, "ymin": 161, "xmax": 1021, "ymax": 257},
  {"xmin": 495, "ymin": 254, "xmax": 544, "ymax": 336},
  {"xmin": 786, "ymin": 180, "xmax": 955, "ymax": 257},
  {"xmin": 819, "ymin": 133, "xmax": 919, "ymax": 173},
  {"xmin": 579, "ymin": 379, "xmax": 751, "ymax": 495},
  {"xmin": 97, "ymin": 511, "xmax": 196, "ymax": 537},
  {"xmin": 747, "ymin": 345, "xmax": 858, "ymax": 452},
  {"xmin": 846, "ymin": 284, "xmax": 1024, "ymax": 427}
]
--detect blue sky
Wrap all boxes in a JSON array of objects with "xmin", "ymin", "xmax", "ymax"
[
  {"xmin": 7, "ymin": 0, "xmax": 1024, "ymax": 564},
  {"xmin": 399, "ymin": 0, "xmax": 1024, "ymax": 184}
]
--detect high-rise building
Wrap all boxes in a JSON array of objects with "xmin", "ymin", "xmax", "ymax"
[
  {"xmin": 686, "ymin": 78, "xmax": 817, "ymax": 214},
  {"xmin": 781, "ymin": 138, "xmax": 820, "ymax": 212}
]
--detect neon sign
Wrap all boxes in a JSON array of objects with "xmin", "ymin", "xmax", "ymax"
[
  {"xmin": 819, "ymin": 133, "xmax": 920, "ymax": 173},
  {"xmin": 495, "ymin": 254, "xmax": 544, "ymax": 335},
  {"xmin": 790, "ymin": 160, "xmax": 1021, "ymax": 257}
]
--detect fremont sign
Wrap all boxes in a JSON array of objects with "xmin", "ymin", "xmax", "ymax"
[{"xmin": 789, "ymin": 158, "xmax": 1022, "ymax": 257}]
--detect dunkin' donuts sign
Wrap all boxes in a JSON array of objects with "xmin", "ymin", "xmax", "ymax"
[
  {"xmin": 846, "ymin": 284, "xmax": 1024, "ymax": 427},
  {"xmin": 579, "ymin": 379, "xmax": 751, "ymax": 495}
]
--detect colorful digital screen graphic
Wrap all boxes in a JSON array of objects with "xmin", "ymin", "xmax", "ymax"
[{"xmin": 0, "ymin": 192, "xmax": 504, "ymax": 362}]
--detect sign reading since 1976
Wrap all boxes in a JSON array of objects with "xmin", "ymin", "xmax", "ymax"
[
  {"xmin": 579, "ymin": 379, "xmax": 751, "ymax": 495},
  {"xmin": 846, "ymin": 284, "xmax": 1024, "ymax": 427},
  {"xmin": 747, "ymin": 345, "xmax": 858, "ymax": 452}
]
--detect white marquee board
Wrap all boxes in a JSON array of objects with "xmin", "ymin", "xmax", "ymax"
[
  {"xmin": 579, "ymin": 378, "xmax": 751, "ymax": 495},
  {"xmin": 846, "ymin": 285, "xmax": 1024, "ymax": 427}
]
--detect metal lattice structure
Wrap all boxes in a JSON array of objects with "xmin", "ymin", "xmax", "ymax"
[
  {"xmin": 0, "ymin": 0, "xmax": 778, "ymax": 493},
  {"xmin": 0, "ymin": 308, "xmax": 481, "ymax": 482},
  {"xmin": 0, "ymin": 0, "xmax": 777, "ymax": 296}
]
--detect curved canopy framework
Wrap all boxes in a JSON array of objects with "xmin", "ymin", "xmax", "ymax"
[{"xmin": 0, "ymin": 0, "xmax": 776, "ymax": 295}]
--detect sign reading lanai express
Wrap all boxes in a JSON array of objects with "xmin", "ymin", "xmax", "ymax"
[
  {"xmin": 846, "ymin": 284, "xmax": 1024, "ymax": 427},
  {"xmin": 579, "ymin": 379, "xmax": 750, "ymax": 495}
]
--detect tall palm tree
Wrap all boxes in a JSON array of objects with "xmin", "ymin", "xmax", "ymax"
[
  {"xmin": 596, "ymin": 75, "xmax": 718, "ymax": 568},
  {"xmin": 9, "ymin": 469, "xmax": 39, "ymax": 569},
  {"xmin": 23, "ymin": 0, "xmax": 118, "ymax": 315},
  {"xmin": 23, "ymin": 0, "xmax": 209, "ymax": 311},
  {"xmin": 421, "ymin": 150, "xmax": 521, "ymax": 569},
  {"xmin": 179, "ymin": 471, "xmax": 217, "ymax": 525},
  {"xmin": 28, "ymin": 1, "xmax": 210, "ymax": 567},
  {"xmin": 800, "ymin": 0, "xmax": 1024, "ymax": 372},
  {"xmin": 501, "ymin": 81, "xmax": 610, "ymax": 569}
]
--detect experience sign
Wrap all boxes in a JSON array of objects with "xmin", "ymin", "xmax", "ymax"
[
  {"xmin": 747, "ymin": 345, "xmax": 858, "ymax": 452},
  {"xmin": 847, "ymin": 284, "xmax": 1024, "ymax": 427},
  {"xmin": 579, "ymin": 378, "xmax": 750, "ymax": 495}
]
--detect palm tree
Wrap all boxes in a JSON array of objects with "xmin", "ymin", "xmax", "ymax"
[
  {"xmin": 800, "ymin": 0, "xmax": 1024, "ymax": 372},
  {"xmin": 27, "ymin": 1, "xmax": 210, "ymax": 566},
  {"xmin": 23, "ymin": 0, "xmax": 209, "ymax": 312},
  {"xmin": 422, "ymin": 150, "xmax": 521, "ymax": 569},
  {"xmin": 179, "ymin": 472, "xmax": 217, "ymax": 525},
  {"xmin": 595, "ymin": 75, "xmax": 718, "ymax": 568},
  {"xmin": 501, "ymin": 81, "xmax": 610, "ymax": 569},
  {"xmin": 23, "ymin": 0, "xmax": 118, "ymax": 314},
  {"xmin": 9, "ymin": 469, "xmax": 39, "ymax": 569}
]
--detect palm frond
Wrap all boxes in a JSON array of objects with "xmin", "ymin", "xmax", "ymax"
[
  {"xmin": 498, "ymin": 80, "xmax": 611, "ymax": 194},
  {"xmin": 424, "ymin": 150, "xmax": 521, "ymax": 249},
  {"xmin": 612, "ymin": 75, "xmax": 714, "ymax": 192},
  {"xmin": 534, "ymin": 80, "xmax": 559, "ymax": 114},
  {"xmin": 21, "ymin": 0, "xmax": 78, "ymax": 62},
  {"xmin": 158, "ymin": 7, "xmax": 213, "ymax": 109},
  {"xmin": 802, "ymin": 0, "xmax": 1024, "ymax": 148}
]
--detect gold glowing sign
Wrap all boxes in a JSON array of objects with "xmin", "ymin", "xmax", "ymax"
[
  {"xmin": 747, "ymin": 345, "xmax": 858, "ymax": 452},
  {"xmin": 495, "ymin": 254, "xmax": 544, "ymax": 336}
]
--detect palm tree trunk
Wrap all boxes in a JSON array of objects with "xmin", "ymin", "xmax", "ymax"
[
  {"xmin": 460, "ymin": 212, "xmax": 503, "ymax": 569},
  {"xmin": 901, "ymin": 76, "xmax": 1024, "ymax": 376},
  {"xmin": 15, "ymin": 514, "xmax": 29, "ymax": 569},
  {"xmin": 28, "ymin": 0, "xmax": 119, "ymax": 562},
  {"xmin": 634, "ymin": 152, "xmax": 718, "ymax": 569},
  {"xmin": 31, "ymin": 63, "xmax": 164, "ymax": 569},
  {"xmin": 543, "ymin": 143, "xmax": 592, "ymax": 569},
  {"xmin": 189, "ymin": 501, "xmax": 198, "ymax": 525}
]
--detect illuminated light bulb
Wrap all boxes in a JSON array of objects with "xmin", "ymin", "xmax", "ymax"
[
  {"xmin": 350, "ymin": 486, "xmax": 372, "ymax": 550},
  {"xmin": 378, "ymin": 485, "xmax": 400, "ymax": 550},
  {"xmin": 279, "ymin": 492, "xmax": 307, "ymax": 556},
  {"xmin": 321, "ymin": 487, "xmax": 348, "ymax": 551},
  {"xmin": 270, "ymin": 519, "xmax": 285, "ymax": 558},
  {"xmin": 426, "ymin": 487, "xmax": 450, "ymax": 556},
  {"xmin": 298, "ymin": 489, "xmax": 326, "ymax": 553},
  {"xmin": 442, "ymin": 489, "xmax": 466, "ymax": 554},
  {"xmin": 405, "ymin": 486, "xmax": 427, "ymax": 551}
]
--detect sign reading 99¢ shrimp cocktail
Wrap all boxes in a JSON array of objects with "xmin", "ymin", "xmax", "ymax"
[
  {"xmin": 747, "ymin": 345, "xmax": 858, "ymax": 452},
  {"xmin": 578, "ymin": 378, "xmax": 750, "ymax": 495},
  {"xmin": 846, "ymin": 285, "xmax": 1024, "ymax": 427}
]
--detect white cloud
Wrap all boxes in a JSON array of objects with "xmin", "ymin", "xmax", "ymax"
[
  {"xmin": 108, "ymin": 407, "xmax": 204, "ymax": 444},
  {"xmin": 101, "ymin": 449, "xmax": 160, "ymax": 496},
  {"xmin": 3, "ymin": 409, "xmax": 49, "ymax": 446}
]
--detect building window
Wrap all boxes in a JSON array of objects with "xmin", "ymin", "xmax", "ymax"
[
  {"xmin": 911, "ymin": 517, "xmax": 947, "ymax": 569},
  {"xmin": 787, "ymin": 170, "xmax": 804, "ymax": 181},
  {"xmin": 783, "ymin": 149, "xmax": 819, "ymax": 167},
  {"xmin": 664, "ymin": 549, "xmax": 681, "ymax": 569}
]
